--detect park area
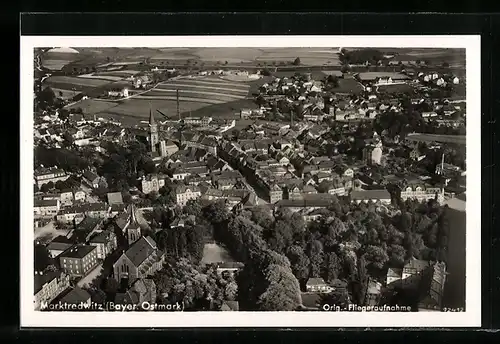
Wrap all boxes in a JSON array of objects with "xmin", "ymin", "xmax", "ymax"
[{"xmin": 201, "ymin": 242, "xmax": 236, "ymax": 265}]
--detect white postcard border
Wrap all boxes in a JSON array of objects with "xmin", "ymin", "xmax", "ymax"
[{"xmin": 20, "ymin": 35, "xmax": 481, "ymax": 328}]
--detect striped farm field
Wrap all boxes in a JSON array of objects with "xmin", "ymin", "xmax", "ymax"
[
  {"xmin": 45, "ymin": 75, "xmax": 111, "ymax": 87},
  {"xmin": 133, "ymin": 94, "xmax": 223, "ymax": 105},
  {"xmin": 155, "ymin": 84, "xmax": 249, "ymax": 97},
  {"xmin": 77, "ymin": 74, "xmax": 125, "ymax": 82},
  {"xmin": 136, "ymin": 90, "xmax": 241, "ymax": 104},
  {"xmin": 153, "ymin": 76, "xmax": 250, "ymax": 100},
  {"xmin": 94, "ymin": 70, "xmax": 140, "ymax": 78}
]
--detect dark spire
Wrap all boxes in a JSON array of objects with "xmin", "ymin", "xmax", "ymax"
[{"xmin": 149, "ymin": 103, "xmax": 155, "ymax": 126}]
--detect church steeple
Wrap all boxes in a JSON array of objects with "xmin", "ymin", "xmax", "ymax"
[
  {"xmin": 149, "ymin": 103, "xmax": 159, "ymax": 153},
  {"xmin": 149, "ymin": 104, "xmax": 155, "ymax": 126}
]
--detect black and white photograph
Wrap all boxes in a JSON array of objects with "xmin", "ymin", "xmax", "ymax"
[{"xmin": 20, "ymin": 36, "xmax": 481, "ymax": 327}]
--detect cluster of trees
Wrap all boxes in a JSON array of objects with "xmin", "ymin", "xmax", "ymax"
[
  {"xmin": 153, "ymin": 258, "xmax": 238, "ymax": 310},
  {"xmin": 339, "ymin": 48, "xmax": 385, "ymax": 66},
  {"xmin": 202, "ymin": 200, "xmax": 302, "ymax": 311},
  {"xmin": 35, "ymin": 146, "xmax": 90, "ymax": 174},
  {"xmin": 38, "ymin": 175, "xmax": 81, "ymax": 193}
]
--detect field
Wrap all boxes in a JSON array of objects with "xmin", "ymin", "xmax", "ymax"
[
  {"xmin": 334, "ymin": 78, "xmax": 365, "ymax": 94},
  {"xmin": 41, "ymin": 47, "xmax": 344, "ymax": 72},
  {"xmin": 134, "ymin": 76, "xmax": 252, "ymax": 107},
  {"xmin": 44, "ymin": 75, "xmax": 111, "ymax": 87},
  {"xmin": 77, "ymin": 73, "xmax": 125, "ymax": 82}
]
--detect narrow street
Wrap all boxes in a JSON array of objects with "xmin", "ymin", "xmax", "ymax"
[{"xmin": 77, "ymin": 263, "xmax": 103, "ymax": 288}]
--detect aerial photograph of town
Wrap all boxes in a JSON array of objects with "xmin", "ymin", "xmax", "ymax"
[{"xmin": 32, "ymin": 46, "xmax": 467, "ymax": 313}]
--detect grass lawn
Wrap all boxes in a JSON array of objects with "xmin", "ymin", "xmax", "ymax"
[
  {"xmin": 201, "ymin": 243, "xmax": 236, "ymax": 264},
  {"xmin": 333, "ymin": 78, "xmax": 364, "ymax": 94},
  {"xmin": 187, "ymin": 98, "xmax": 259, "ymax": 118}
]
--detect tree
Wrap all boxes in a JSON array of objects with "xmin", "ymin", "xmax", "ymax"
[
  {"xmin": 224, "ymin": 281, "xmax": 238, "ymax": 301},
  {"xmin": 286, "ymin": 245, "xmax": 311, "ymax": 281},
  {"xmin": 257, "ymin": 264, "xmax": 302, "ymax": 311},
  {"xmin": 307, "ymin": 239, "xmax": 324, "ymax": 277},
  {"xmin": 293, "ymin": 57, "xmax": 301, "ymax": 66},
  {"xmin": 104, "ymin": 277, "xmax": 119, "ymax": 294},
  {"xmin": 323, "ymin": 251, "xmax": 341, "ymax": 282},
  {"xmin": 364, "ymin": 245, "xmax": 389, "ymax": 270},
  {"xmin": 261, "ymin": 68, "xmax": 272, "ymax": 76},
  {"xmin": 388, "ymin": 244, "xmax": 406, "ymax": 267},
  {"xmin": 34, "ymin": 243, "xmax": 51, "ymax": 271}
]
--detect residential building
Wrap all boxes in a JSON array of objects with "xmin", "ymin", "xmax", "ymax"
[
  {"xmin": 364, "ymin": 279, "xmax": 382, "ymax": 306},
  {"xmin": 34, "ymin": 167, "xmax": 69, "ymax": 187},
  {"xmin": 267, "ymin": 183, "xmax": 283, "ymax": 204},
  {"xmin": 73, "ymin": 189, "xmax": 86, "ymax": 202},
  {"xmin": 216, "ymin": 262, "xmax": 245, "ymax": 275},
  {"xmin": 47, "ymin": 241, "xmax": 73, "ymax": 259},
  {"xmin": 113, "ymin": 236, "xmax": 165, "ymax": 285},
  {"xmin": 400, "ymin": 183, "xmax": 444, "ymax": 203},
  {"xmin": 306, "ymin": 278, "xmax": 334, "ymax": 293},
  {"xmin": 34, "ymin": 199, "xmax": 60, "ymax": 216},
  {"xmin": 54, "ymin": 286, "xmax": 91, "ymax": 306},
  {"xmin": 183, "ymin": 116, "xmax": 213, "ymax": 126},
  {"xmin": 417, "ymin": 261, "xmax": 447, "ymax": 311},
  {"xmin": 59, "ymin": 245, "xmax": 99, "ymax": 278},
  {"xmin": 114, "ymin": 278, "xmax": 157, "ymax": 306},
  {"xmin": 34, "ymin": 270, "xmax": 70, "ymax": 310},
  {"xmin": 89, "ymin": 230, "xmax": 118, "ymax": 260},
  {"xmin": 82, "ymin": 170, "xmax": 103, "ymax": 189},
  {"xmin": 72, "ymin": 217, "xmax": 104, "ymax": 244},
  {"xmin": 362, "ymin": 140, "xmax": 383, "ymax": 165},
  {"xmin": 350, "ymin": 190, "xmax": 391, "ymax": 204},
  {"xmin": 386, "ymin": 268, "xmax": 403, "ymax": 287},
  {"xmin": 159, "ymin": 139, "xmax": 179, "ymax": 157},
  {"xmin": 174, "ymin": 185, "xmax": 202, "ymax": 207},
  {"xmin": 141, "ymin": 174, "xmax": 166, "ymax": 194},
  {"xmin": 59, "ymin": 189, "xmax": 74, "ymax": 205}
]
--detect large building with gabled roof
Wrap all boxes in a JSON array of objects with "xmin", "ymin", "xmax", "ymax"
[{"xmin": 112, "ymin": 236, "xmax": 165, "ymax": 286}]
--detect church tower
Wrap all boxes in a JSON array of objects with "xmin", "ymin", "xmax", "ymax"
[
  {"xmin": 149, "ymin": 105, "xmax": 159, "ymax": 153},
  {"xmin": 126, "ymin": 204, "xmax": 142, "ymax": 246}
]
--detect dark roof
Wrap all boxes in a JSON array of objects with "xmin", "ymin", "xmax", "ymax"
[
  {"xmin": 35, "ymin": 199, "xmax": 59, "ymax": 207},
  {"xmin": 83, "ymin": 170, "xmax": 99, "ymax": 182},
  {"xmin": 60, "ymin": 245, "xmax": 97, "ymax": 259},
  {"xmin": 47, "ymin": 241, "xmax": 73, "ymax": 252},
  {"xmin": 34, "ymin": 270, "xmax": 61, "ymax": 294},
  {"xmin": 125, "ymin": 236, "xmax": 158, "ymax": 267},
  {"xmin": 351, "ymin": 189, "xmax": 391, "ymax": 200},
  {"xmin": 89, "ymin": 230, "xmax": 114, "ymax": 244},
  {"xmin": 57, "ymin": 286, "xmax": 91, "ymax": 304}
]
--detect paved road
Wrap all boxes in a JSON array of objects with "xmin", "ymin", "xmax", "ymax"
[
  {"xmin": 77, "ymin": 263, "xmax": 103, "ymax": 288},
  {"xmin": 442, "ymin": 195, "xmax": 466, "ymax": 309}
]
